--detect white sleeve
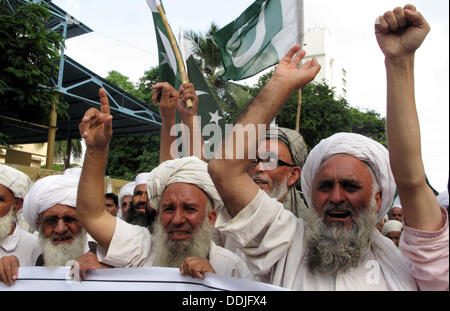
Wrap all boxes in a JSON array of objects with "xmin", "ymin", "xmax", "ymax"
[
  {"xmin": 97, "ymin": 218, "xmax": 153, "ymax": 267},
  {"xmin": 209, "ymin": 242, "xmax": 254, "ymax": 280},
  {"xmin": 215, "ymin": 189, "xmax": 300, "ymax": 276}
]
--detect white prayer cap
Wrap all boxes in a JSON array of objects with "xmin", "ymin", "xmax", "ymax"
[
  {"xmin": 382, "ymin": 220, "xmax": 403, "ymax": 235},
  {"xmin": 0, "ymin": 164, "xmax": 32, "ymax": 199},
  {"xmin": 63, "ymin": 167, "xmax": 82, "ymax": 177},
  {"xmin": 392, "ymin": 196, "xmax": 402, "ymax": 209},
  {"xmin": 301, "ymin": 133, "xmax": 396, "ymax": 222},
  {"xmin": 135, "ymin": 172, "xmax": 151, "ymax": 186},
  {"xmin": 437, "ymin": 190, "xmax": 449, "ymax": 210},
  {"xmin": 23, "ymin": 174, "xmax": 79, "ymax": 232},
  {"xmin": 147, "ymin": 156, "xmax": 223, "ymax": 211},
  {"xmin": 118, "ymin": 182, "xmax": 135, "ymax": 208}
]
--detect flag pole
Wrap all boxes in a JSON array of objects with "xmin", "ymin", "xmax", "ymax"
[
  {"xmin": 295, "ymin": 0, "xmax": 305, "ymax": 133},
  {"xmin": 295, "ymin": 88, "xmax": 302, "ymax": 132},
  {"xmin": 156, "ymin": 1, "xmax": 192, "ymax": 108}
]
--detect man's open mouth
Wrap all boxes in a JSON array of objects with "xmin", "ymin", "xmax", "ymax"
[
  {"xmin": 254, "ymin": 180, "xmax": 268, "ymax": 185},
  {"xmin": 135, "ymin": 205, "xmax": 146, "ymax": 213},
  {"xmin": 326, "ymin": 210, "xmax": 352, "ymax": 219},
  {"xmin": 168, "ymin": 231, "xmax": 191, "ymax": 240},
  {"xmin": 52, "ymin": 236, "xmax": 72, "ymax": 243}
]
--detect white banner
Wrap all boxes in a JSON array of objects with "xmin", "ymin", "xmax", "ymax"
[{"xmin": 1, "ymin": 266, "xmax": 288, "ymax": 291}]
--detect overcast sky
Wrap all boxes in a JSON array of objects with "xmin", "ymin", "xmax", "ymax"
[{"xmin": 52, "ymin": 0, "xmax": 449, "ymax": 191}]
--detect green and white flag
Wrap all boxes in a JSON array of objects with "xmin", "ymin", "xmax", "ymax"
[
  {"xmin": 181, "ymin": 33, "xmax": 226, "ymax": 139},
  {"xmin": 146, "ymin": 0, "xmax": 225, "ymax": 152},
  {"xmin": 213, "ymin": 0, "xmax": 304, "ymax": 81},
  {"xmin": 146, "ymin": 0, "xmax": 182, "ymax": 88}
]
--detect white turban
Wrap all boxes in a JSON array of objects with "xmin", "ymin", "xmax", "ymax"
[
  {"xmin": 300, "ymin": 133, "xmax": 418, "ymax": 290},
  {"xmin": 0, "ymin": 164, "xmax": 32, "ymax": 199},
  {"xmin": 118, "ymin": 182, "xmax": 135, "ymax": 208},
  {"xmin": 135, "ymin": 172, "xmax": 151, "ymax": 186},
  {"xmin": 437, "ymin": 190, "xmax": 449, "ymax": 210},
  {"xmin": 147, "ymin": 156, "xmax": 223, "ymax": 211},
  {"xmin": 301, "ymin": 133, "xmax": 396, "ymax": 222},
  {"xmin": 382, "ymin": 220, "xmax": 403, "ymax": 235},
  {"xmin": 63, "ymin": 167, "xmax": 82, "ymax": 177},
  {"xmin": 23, "ymin": 174, "xmax": 79, "ymax": 232},
  {"xmin": 392, "ymin": 195, "xmax": 402, "ymax": 209}
]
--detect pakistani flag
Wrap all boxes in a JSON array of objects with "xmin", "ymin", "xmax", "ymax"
[
  {"xmin": 213, "ymin": 0, "xmax": 304, "ymax": 81},
  {"xmin": 146, "ymin": 0, "xmax": 182, "ymax": 88},
  {"xmin": 146, "ymin": 0, "xmax": 225, "ymax": 155},
  {"xmin": 181, "ymin": 34, "xmax": 226, "ymax": 142}
]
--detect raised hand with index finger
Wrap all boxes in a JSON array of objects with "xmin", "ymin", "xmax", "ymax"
[{"xmin": 78, "ymin": 88, "xmax": 113, "ymax": 152}]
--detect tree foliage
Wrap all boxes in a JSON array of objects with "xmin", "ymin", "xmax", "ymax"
[
  {"xmin": 185, "ymin": 22, "xmax": 222, "ymax": 77},
  {"xmin": 35, "ymin": 138, "xmax": 83, "ymax": 169},
  {"xmin": 105, "ymin": 70, "xmax": 136, "ymax": 94},
  {"xmin": 104, "ymin": 69, "xmax": 161, "ymax": 180},
  {"xmin": 248, "ymin": 70, "xmax": 386, "ymax": 149},
  {"xmin": 136, "ymin": 67, "xmax": 160, "ymax": 111},
  {"xmin": 106, "ymin": 133, "xmax": 160, "ymax": 180},
  {"xmin": 104, "ymin": 23, "xmax": 386, "ymax": 179},
  {"xmin": 0, "ymin": 2, "xmax": 65, "ymax": 125}
]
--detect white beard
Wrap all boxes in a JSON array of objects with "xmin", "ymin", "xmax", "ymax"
[
  {"xmin": 16, "ymin": 211, "xmax": 32, "ymax": 233},
  {"xmin": 267, "ymin": 175, "xmax": 289, "ymax": 201},
  {"xmin": 0, "ymin": 208, "xmax": 15, "ymax": 243},
  {"xmin": 152, "ymin": 218, "xmax": 212, "ymax": 268},
  {"xmin": 303, "ymin": 194, "xmax": 379, "ymax": 276},
  {"xmin": 39, "ymin": 228, "xmax": 87, "ymax": 267}
]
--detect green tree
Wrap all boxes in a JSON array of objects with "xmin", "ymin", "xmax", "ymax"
[
  {"xmin": 136, "ymin": 66, "xmax": 159, "ymax": 110},
  {"xmin": 185, "ymin": 22, "xmax": 222, "ymax": 76},
  {"xmin": 0, "ymin": 2, "xmax": 65, "ymax": 127},
  {"xmin": 248, "ymin": 70, "xmax": 386, "ymax": 149},
  {"xmin": 104, "ymin": 69, "xmax": 161, "ymax": 180},
  {"xmin": 106, "ymin": 134, "xmax": 161, "ymax": 180},
  {"xmin": 35, "ymin": 138, "xmax": 83, "ymax": 169},
  {"xmin": 105, "ymin": 70, "xmax": 136, "ymax": 94},
  {"xmin": 349, "ymin": 108, "xmax": 387, "ymax": 146}
]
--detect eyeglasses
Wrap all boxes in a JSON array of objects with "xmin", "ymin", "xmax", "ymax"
[
  {"xmin": 248, "ymin": 157, "xmax": 295, "ymax": 169},
  {"xmin": 42, "ymin": 215, "xmax": 78, "ymax": 227}
]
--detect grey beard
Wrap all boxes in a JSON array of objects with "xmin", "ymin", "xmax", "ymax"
[
  {"xmin": 39, "ymin": 228, "xmax": 87, "ymax": 267},
  {"xmin": 303, "ymin": 197, "xmax": 378, "ymax": 276},
  {"xmin": 152, "ymin": 218, "xmax": 212, "ymax": 268},
  {"xmin": 0, "ymin": 208, "xmax": 14, "ymax": 243},
  {"xmin": 267, "ymin": 175, "xmax": 289, "ymax": 201}
]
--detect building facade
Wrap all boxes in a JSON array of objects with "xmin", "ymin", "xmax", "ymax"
[{"xmin": 303, "ymin": 27, "xmax": 347, "ymax": 99}]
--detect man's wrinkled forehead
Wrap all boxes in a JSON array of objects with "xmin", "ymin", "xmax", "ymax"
[
  {"xmin": 39, "ymin": 205, "xmax": 77, "ymax": 222},
  {"xmin": 0, "ymin": 184, "xmax": 15, "ymax": 199},
  {"xmin": 315, "ymin": 154, "xmax": 374, "ymax": 182},
  {"xmin": 161, "ymin": 182, "xmax": 210, "ymax": 207}
]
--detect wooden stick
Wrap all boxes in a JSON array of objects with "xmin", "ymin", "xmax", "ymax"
[
  {"xmin": 156, "ymin": 2, "xmax": 192, "ymax": 108},
  {"xmin": 46, "ymin": 101, "xmax": 57, "ymax": 169},
  {"xmin": 295, "ymin": 88, "xmax": 302, "ymax": 132}
]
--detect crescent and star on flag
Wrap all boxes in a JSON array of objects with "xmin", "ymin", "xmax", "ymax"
[{"xmin": 160, "ymin": 48, "xmax": 221, "ymax": 125}]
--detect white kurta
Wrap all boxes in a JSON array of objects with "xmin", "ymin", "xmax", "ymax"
[
  {"xmin": 0, "ymin": 224, "xmax": 41, "ymax": 266},
  {"xmin": 215, "ymin": 189, "xmax": 449, "ymax": 290},
  {"xmin": 97, "ymin": 218, "xmax": 254, "ymax": 280}
]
